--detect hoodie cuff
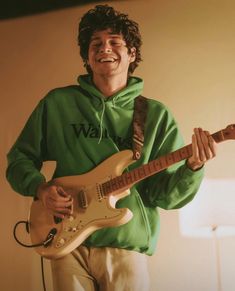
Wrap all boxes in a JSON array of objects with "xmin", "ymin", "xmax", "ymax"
[
  {"xmin": 181, "ymin": 161, "xmax": 204, "ymax": 180},
  {"xmin": 28, "ymin": 174, "xmax": 46, "ymax": 198}
]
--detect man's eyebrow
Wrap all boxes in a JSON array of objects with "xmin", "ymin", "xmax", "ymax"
[{"xmin": 90, "ymin": 35, "xmax": 122, "ymax": 41}]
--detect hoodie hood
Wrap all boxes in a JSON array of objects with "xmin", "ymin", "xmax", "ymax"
[
  {"xmin": 77, "ymin": 74, "xmax": 144, "ymax": 109},
  {"xmin": 77, "ymin": 74, "xmax": 144, "ymax": 143}
]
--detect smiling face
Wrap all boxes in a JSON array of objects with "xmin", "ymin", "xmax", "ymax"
[{"xmin": 87, "ymin": 29, "xmax": 136, "ymax": 81}]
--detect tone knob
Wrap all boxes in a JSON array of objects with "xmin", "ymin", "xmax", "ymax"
[
  {"xmin": 56, "ymin": 238, "xmax": 66, "ymax": 247},
  {"xmin": 68, "ymin": 216, "xmax": 74, "ymax": 222}
]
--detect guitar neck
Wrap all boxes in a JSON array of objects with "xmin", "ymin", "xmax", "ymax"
[{"xmin": 101, "ymin": 128, "xmax": 227, "ymax": 196}]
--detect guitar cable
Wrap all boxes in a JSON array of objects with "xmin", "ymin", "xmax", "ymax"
[
  {"xmin": 13, "ymin": 220, "xmax": 48, "ymax": 291},
  {"xmin": 13, "ymin": 220, "xmax": 57, "ymax": 247},
  {"xmin": 41, "ymin": 256, "xmax": 46, "ymax": 291},
  {"xmin": 13, "ymin": 220, "xmax": 43, "ymax": 248}
]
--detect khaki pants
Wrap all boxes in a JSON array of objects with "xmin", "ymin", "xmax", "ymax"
[{"xmin": 51, "ymin": 245, "xmax": 150, "ymax": 291}]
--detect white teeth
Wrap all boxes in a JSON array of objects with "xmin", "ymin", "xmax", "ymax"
[{"xmin": 99, "ymin": 58, "xmax": 115, "ymax": 63}]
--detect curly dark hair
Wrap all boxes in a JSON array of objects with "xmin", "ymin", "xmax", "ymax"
[{"xmin": 78, "ymin": 4, "xmax": 142, "ymax": 75}]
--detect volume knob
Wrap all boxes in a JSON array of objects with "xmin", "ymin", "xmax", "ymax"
[{"xmin": 56, "ymin": 238, "xmax": 66, "ymax": 248}]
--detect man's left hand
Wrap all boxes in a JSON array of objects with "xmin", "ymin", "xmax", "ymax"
[{"xmin": 187, "ymin": 127, "xmax": 217, "ymax": 171}]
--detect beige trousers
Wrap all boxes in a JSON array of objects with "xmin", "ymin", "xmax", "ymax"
[{"xmin": 51, "ymin": 245, "xmax": 150, "ymax": 291}]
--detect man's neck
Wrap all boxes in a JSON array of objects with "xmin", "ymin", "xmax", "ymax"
[{"xmin": 92, "ymin": 74, "xmax": 128, "ymax": 98}]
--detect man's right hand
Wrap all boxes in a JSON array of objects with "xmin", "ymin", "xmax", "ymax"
[{"xmin": 36, "ymin": 183, "xmax": 73, "ymax": 218}]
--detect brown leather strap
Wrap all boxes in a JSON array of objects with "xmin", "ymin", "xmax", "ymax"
[{"xmin": 132, "ymin": 95, "xmax": 148, "ymax": 160}]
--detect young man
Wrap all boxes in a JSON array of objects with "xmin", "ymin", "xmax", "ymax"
[{"xmin": 6, "ymin": 5, "xmax": 216, "ymax": 291}]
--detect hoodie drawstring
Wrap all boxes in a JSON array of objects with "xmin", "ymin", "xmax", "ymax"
[{"xmin": 98, "ymin": 98, "xmax": 106, "ymax": 144}]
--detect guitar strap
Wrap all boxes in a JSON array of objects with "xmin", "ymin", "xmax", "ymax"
[{"xmin": 132, "ymin": 95, "xmax": 148, "ymax": 160}]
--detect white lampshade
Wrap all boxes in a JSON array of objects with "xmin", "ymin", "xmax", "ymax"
[{"xmin": 179, "ymin": 178, "xmax": 235, "ymax": 238}]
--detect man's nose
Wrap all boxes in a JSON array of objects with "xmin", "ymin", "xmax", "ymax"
[{"xmin": 99, "ymin": 42, "xmax": 112, "ymax": 53}]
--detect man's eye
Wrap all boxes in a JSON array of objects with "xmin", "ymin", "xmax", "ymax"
[
  {"xmin": 111, "ymin": 41, "xmax": 122, "ymax": 46},
  {"xmin": 91, "ymin": 42, "xmax": 101, "ymax": 47}
]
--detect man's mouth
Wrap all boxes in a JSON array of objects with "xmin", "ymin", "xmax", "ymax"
[{"xmin": 98, "ymin": 57, "xmax": 117, "ymax": 63}]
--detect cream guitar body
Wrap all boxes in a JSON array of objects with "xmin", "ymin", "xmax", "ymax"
[
  {"xmin": 29, "ymin": 150, "xmax": 135, "ymax": 259},
  {"xmin": 28, "ymin": 125, "xmax": 235, "ymax": 259}
]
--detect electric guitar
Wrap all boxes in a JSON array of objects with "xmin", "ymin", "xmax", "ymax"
[{"xmin": 29, "ymin": 124, "xmax": 235, "ymax": 259}]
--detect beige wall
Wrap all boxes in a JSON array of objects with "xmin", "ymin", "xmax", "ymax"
[{"xmin": 1, "ymin": 0, "xmax": 235, "ymax": 290}]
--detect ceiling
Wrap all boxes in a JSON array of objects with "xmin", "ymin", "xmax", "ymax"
[{"xmin": 0, "ymin": 0, "xmax": 110, "ymax": 20}]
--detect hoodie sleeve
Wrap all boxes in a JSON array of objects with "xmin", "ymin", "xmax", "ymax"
[
  {"xmin": 137, "ymin": 103, "xmax": 204, "ymax": 209},
  {"xmin": 6, "ymin": 100, "xmax": 48, "ymax": 197}
]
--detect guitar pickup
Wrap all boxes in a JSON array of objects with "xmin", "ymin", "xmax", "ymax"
[{"xmin": 78, "ymin": 190, "xmax": 88, "ymax": 209}]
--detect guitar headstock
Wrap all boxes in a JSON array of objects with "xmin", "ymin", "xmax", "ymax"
[{"xmin": 223, "ymin": 124, "xmax": 235, "ymax": 140}]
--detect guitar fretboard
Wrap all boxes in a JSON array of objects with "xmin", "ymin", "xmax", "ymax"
[{"xmin": 100, "ymin": 128, "xmax": 228, "ymax": 195}]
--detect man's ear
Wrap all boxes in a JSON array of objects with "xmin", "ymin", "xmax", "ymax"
[{"xmin": 129, "ymin": 47, "xmax": 136, "ymax": 63}]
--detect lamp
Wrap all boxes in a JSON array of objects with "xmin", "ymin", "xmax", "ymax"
[{"xmin": 179, "ymin": 178, "xmax": 235, "ymax": 291}]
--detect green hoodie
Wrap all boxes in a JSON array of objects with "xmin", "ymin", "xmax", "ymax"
[{"xmin": 6, "ymin": 75, "xmax": 203, "ymax": 255}]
